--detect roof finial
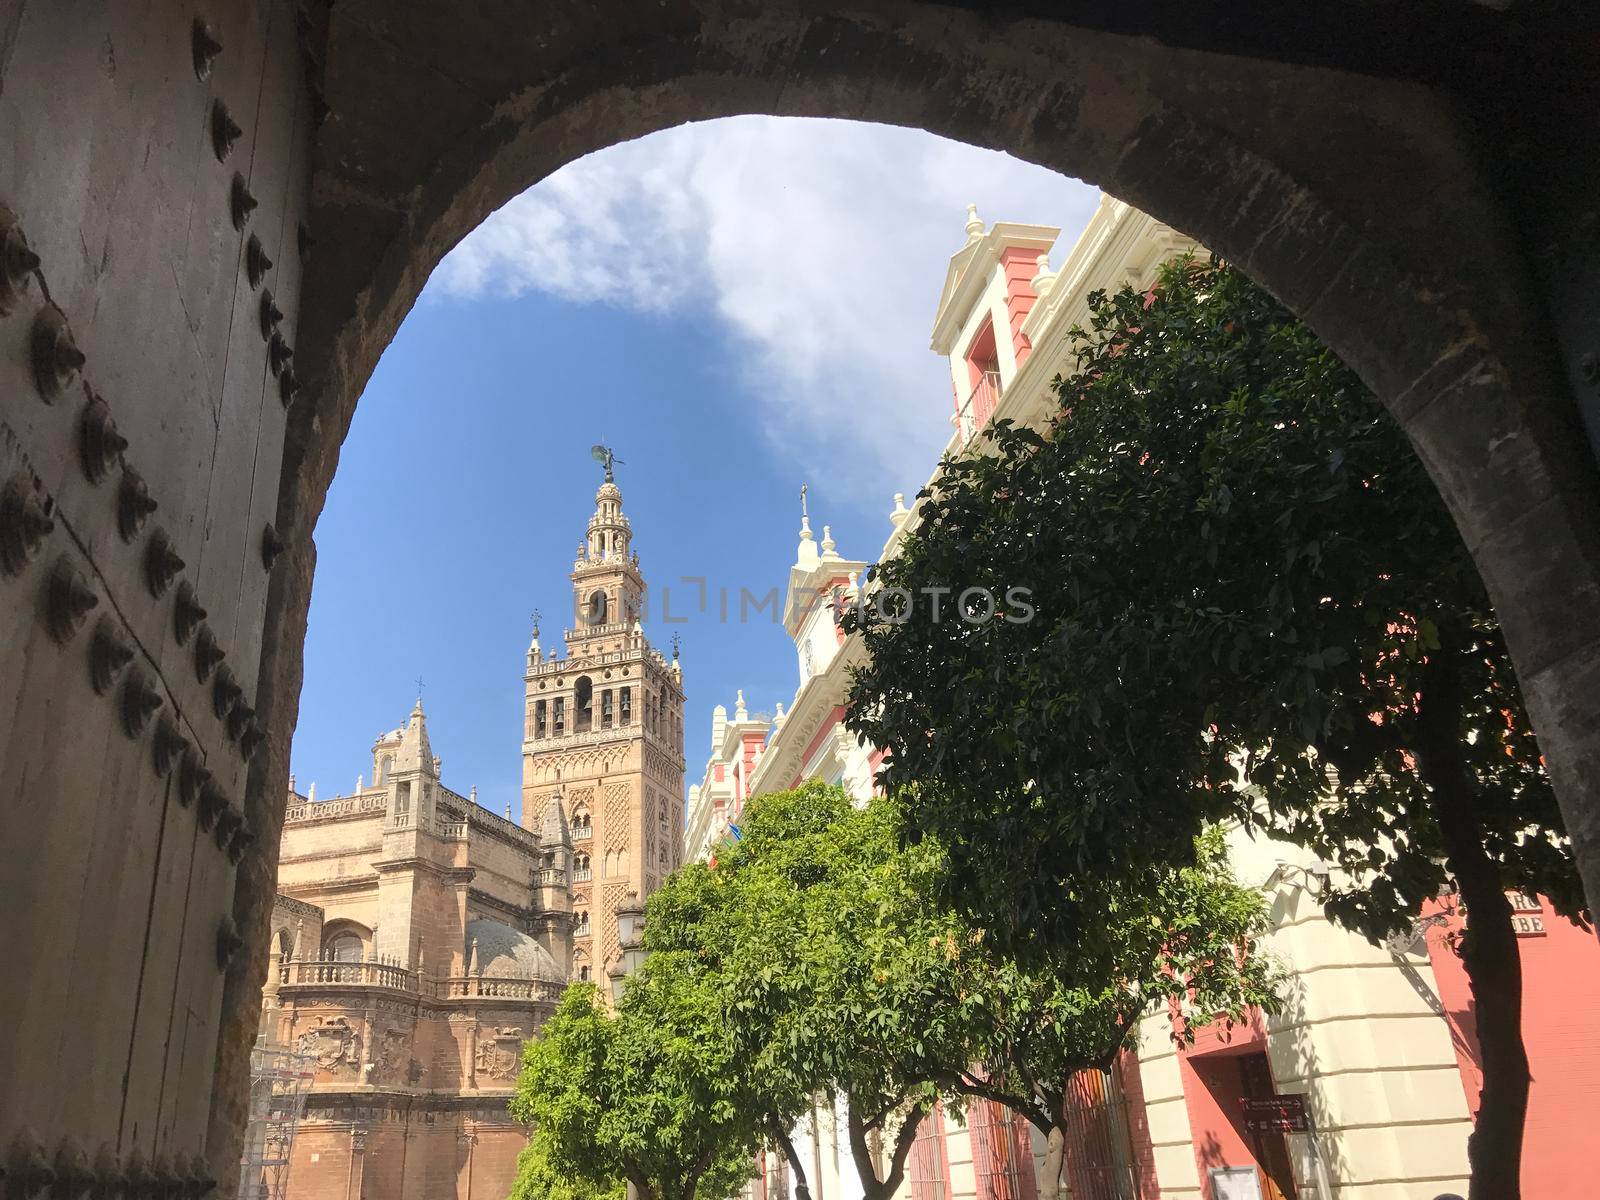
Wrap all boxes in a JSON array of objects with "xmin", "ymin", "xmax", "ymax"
[
  {"xmin": 889, "ymin": 492, "xmax": 910, "ymax": 527},
  {"xmin": 735, "ymin": 690, "xmax": 747, "ymax": 720},
  {"xmin": 821, "ymin": 525, "xmax": 838, "ymax": 557},
  {"xmin": 965, "ymin": 203, "xmax": 984, "ymax": 243},
  {"xmin": 796, "ymin": 484, "xmax": 819, "ymax": 569},
  {"xmin": 1030, "ymin": 252, "xmax": 1057, "ymax": 298}
]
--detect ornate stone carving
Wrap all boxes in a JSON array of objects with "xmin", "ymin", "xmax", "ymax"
[
  {"xmin": 473, "ymin": 1027, "xmax": 523, "ymax": 1081},
  {"xmin": 296, "ymin": 1017, "xmax": 362, "ymax": 1076},
  {"xmin": 375, "ymin": 1026, "xmax": 409, "ymax": 1083}
]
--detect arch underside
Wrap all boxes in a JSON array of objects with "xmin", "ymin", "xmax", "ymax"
[{"xmin": 3, "ymin": 1, "xmax": 1576, "ymax": 1187}]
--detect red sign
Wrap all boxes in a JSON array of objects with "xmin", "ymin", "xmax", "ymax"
[{"xmin": 1239, "ymin": 1095, "xmax": 1310, "ymax": 1133}]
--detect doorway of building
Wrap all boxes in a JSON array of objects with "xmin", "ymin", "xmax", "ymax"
[{"xmin": 1238, "ymin": 1055, "xmax": 1298, "ymax": 1200}]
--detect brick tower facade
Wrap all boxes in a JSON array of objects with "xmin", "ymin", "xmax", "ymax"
[{"xmin": 521, "ymin": 456, "xmax": 686, "ymax": 985}]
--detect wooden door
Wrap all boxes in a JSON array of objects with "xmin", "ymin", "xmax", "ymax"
[{"xmin": 1239, "ymin": 1055, "xmax": 1299, "ymax": 1200}]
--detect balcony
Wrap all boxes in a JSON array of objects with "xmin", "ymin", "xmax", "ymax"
[
  {"xmin": 279, "ymin": 957, "xmax": 418, "ymax": 991},
  {"xmin": 953, "ymin": 371, "xmax": 1002, "ymax": 446},
  {"xmin": 276, "ymin": 956, "xmax": 566, "ymax": 1003}
]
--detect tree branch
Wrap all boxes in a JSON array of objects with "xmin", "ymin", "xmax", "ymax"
[
  {"xmin": 947, "ymin": 1072, "xmax": 1052, "ymax": 1136},
  {"xmin": 879, "ymin": 1106, "xmax": 926, "ymax": 1200}
]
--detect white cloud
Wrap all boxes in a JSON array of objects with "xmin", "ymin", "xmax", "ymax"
[{"xmin": 428, "ymin": 117, "xmax": 1100, "ymax": 493}]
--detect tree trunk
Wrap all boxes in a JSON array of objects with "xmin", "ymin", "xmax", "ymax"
[
  {"xmin": 845, "ymin": 1098, "xmax": 924, "ymax": 1200},
  {"xmin": 770, "ymin": 1113, "xmax": 813, "ymax": 1200},
  {"xmin": 1415, "ymin": 625, "xmax": 1528, "ymax": 1200},
  {"xmin": 1040, "ymin": 1126, "xmax": 1067, "ymax": 1200}
]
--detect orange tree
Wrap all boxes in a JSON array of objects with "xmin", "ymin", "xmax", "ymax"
[{"xmin": 842, "ymin": 259, "xmax": 1584, "ymax": 1200}]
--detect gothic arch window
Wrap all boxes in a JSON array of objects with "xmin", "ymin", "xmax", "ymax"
[
  {"xmin": 572, "ymin": 807, "xmax": 591, "ymax": 839},
  {"xmin": 379, "ymin": 755, "xmax": 394, "ymax": 783},
  {"xmin": 579, "ymin": 965, "xmax": 591, "ymax": 981},
  {"xmin": 620, "ymin": 687, "xmax": 632, "ymax": 725},
  {"xmin": 276, "ymin": 929, "xmax": 293, "ymax": 962},
  {"xmin": 322, "ymin": 923, "xmax": 368, "ymax": 962},
  {"xmin": 586, "ymin": 589, "xmax": 608, "ymax": 626},
  {"xmin": 575, "ymin": 853, "xmax": 592, "ymax": 881},
  {"xmin": 575, "ymin": 911, "xmax": 590, "ymax": 937}
]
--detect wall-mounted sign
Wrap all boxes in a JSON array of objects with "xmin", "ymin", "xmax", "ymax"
[
  {"xmin": 1240, "ymin": 1094, "xmax": 1310, "ymax": 1133},
  {"xmin": 1207, "ymin": 1165, "xmax": 1263, "ymax": 1200},
  {"xmin": 1508, "ymin": 892, "xmax": 1547, "ymax": 937}
]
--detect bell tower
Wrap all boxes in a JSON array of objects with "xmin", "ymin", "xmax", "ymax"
[{"xmin": 521, "ymin": 451, "xmax": 686, "ymax": 986}]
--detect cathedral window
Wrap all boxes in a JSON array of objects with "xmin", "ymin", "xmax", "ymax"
[
  {"xmin": 586, "ymin": 589, "xmax": 608, "ymax": 626},
  {"xmin": 575, "ymin": 911, "xmax": 590, "ymax": 937},
  {"xmin": 620, "ymin": 687, "xmax": 632, "ymax": 725},
  {"xmin": 324, "ymin": 930, "xmax": 364, "ymax": 963},
  {"xmin": 553, "ymin": 698, "xmax": 565, "ymax": 735},
  {"xmin": 379, "ymin": 755, "xmax": 394, "ymax": 783},
  {"xmin": 579, "ymin": 965, "xmax": 590, "ymax": 981},
  {"xmin": 394, "ymin": 780, "xmax": 411, "ymax": 823},
  {"xmin": 534, "ymin": 699, "xmax": 547, "ymax": 739},
  {"xmin": 574, "ymin": 677, "xmax": 594, "ymax": 733},
  {"xmin": 601, "ymin": 689, "xmax": 614, "ymax": 729},
  {"xmin": 575, "ymin": 854, "xmax": 592, "ymax": 881}
]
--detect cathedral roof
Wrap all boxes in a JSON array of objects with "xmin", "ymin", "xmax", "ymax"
[{"xmin": 465, "ymin": 919, "xmax": 564, "ymax": 982}]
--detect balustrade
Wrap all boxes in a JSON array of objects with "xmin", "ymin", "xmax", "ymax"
[{"xmin": 275, "ymin": 956, "xmax": 565, "ymax": 1003}]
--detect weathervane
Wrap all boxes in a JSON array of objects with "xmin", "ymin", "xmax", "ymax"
[
  {"xmin": 671, "ymin": 632, "xmax": 681, "ymax": 661},
  {"xmin": 800, "ymin": 483, "xmax": 809, "ymax": 520},
  {"xmin": 530, "ymin": 609, "xmax": 541, "ymax": 637},
  {"xmin": 590, "ymin": 444, "xmax": 622, "ymax": 483},
  {"xmin": 415, "ymin": 675, "xmax": 424, "ymax": 700}
]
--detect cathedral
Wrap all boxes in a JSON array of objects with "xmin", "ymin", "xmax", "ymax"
[{"xmin": 253, "ymin": 462, "xmax": 686, "ymax": 1200}]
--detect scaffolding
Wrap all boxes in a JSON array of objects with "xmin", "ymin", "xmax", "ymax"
[{"xmin": 237, "ymin": 1039, "xmax": 315, "ymax": 1200}]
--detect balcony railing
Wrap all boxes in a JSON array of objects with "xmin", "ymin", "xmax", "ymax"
[
  {"xmin": 954, "ymin": 371, "xmax": 1002, "ymax": 446},
  {"xmin": 439, "ymin": 976, "xmax": 564, "ymax": 1001},
  {"xmin": 279, "ymin": 958, "xmax": 418, "ymax": 990},
  {"xmin": 277, "ymin": 956, "xmax": 565, "ymax": 1001}
]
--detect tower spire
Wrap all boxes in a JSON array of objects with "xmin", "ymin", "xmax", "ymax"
[{"xmin": 795, "ymin": 483, "xmax": 819, "ymax": 570}]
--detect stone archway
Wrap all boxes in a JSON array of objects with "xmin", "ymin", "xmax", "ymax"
[{"xmin": 2, "ymin": 2, "xmax": 1598, "ymax": 1192}]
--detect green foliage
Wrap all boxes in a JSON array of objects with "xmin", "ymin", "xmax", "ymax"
[
  {"xmin": 510, "ymin": 1132, "xmax": 624, "ymax": 1200},
  {"xmin": 511, "ymin": 981, "xmax": 757, "ymax": 1200},
  {"xmin": 844, "ymin": 257, "xmax": 1581, "ymax": 947},
  {"xmin": 647, "ymin": 783, "xmax": 977, "ymax": 1197},
  {"xmin": 646, "ymin": 783, "xmax": 1280, "ymax": 1198},
  {"xmin": 954, "ymin": 829, "xmax": 1281, "ymax": 1131}
]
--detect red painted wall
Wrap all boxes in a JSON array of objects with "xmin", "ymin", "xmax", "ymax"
[
  {"xmin": 1179, "ymin": 1053, "xmax": 1257, "ymax": 1185},
  {"xmin": 998, "ymin": 246, "xmax": 1042, "ymax": 363},
  {"xmin": 1425, "ymin": 894, "xmax": 1600, "ymax": 1200}
]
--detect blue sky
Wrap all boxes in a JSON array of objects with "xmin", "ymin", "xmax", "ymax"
[{"xmin": 290, "ymin": 116, "xmax": 1099, "ymax": 821}]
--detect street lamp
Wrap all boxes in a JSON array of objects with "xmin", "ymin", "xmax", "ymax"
[
  {"xmin": 606, "ymin": 961, "xmax": 627, "ymax": 1006},
  {"xmin": 615, "ymin": 891, "xmax": 644, "ymax": 945}
]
